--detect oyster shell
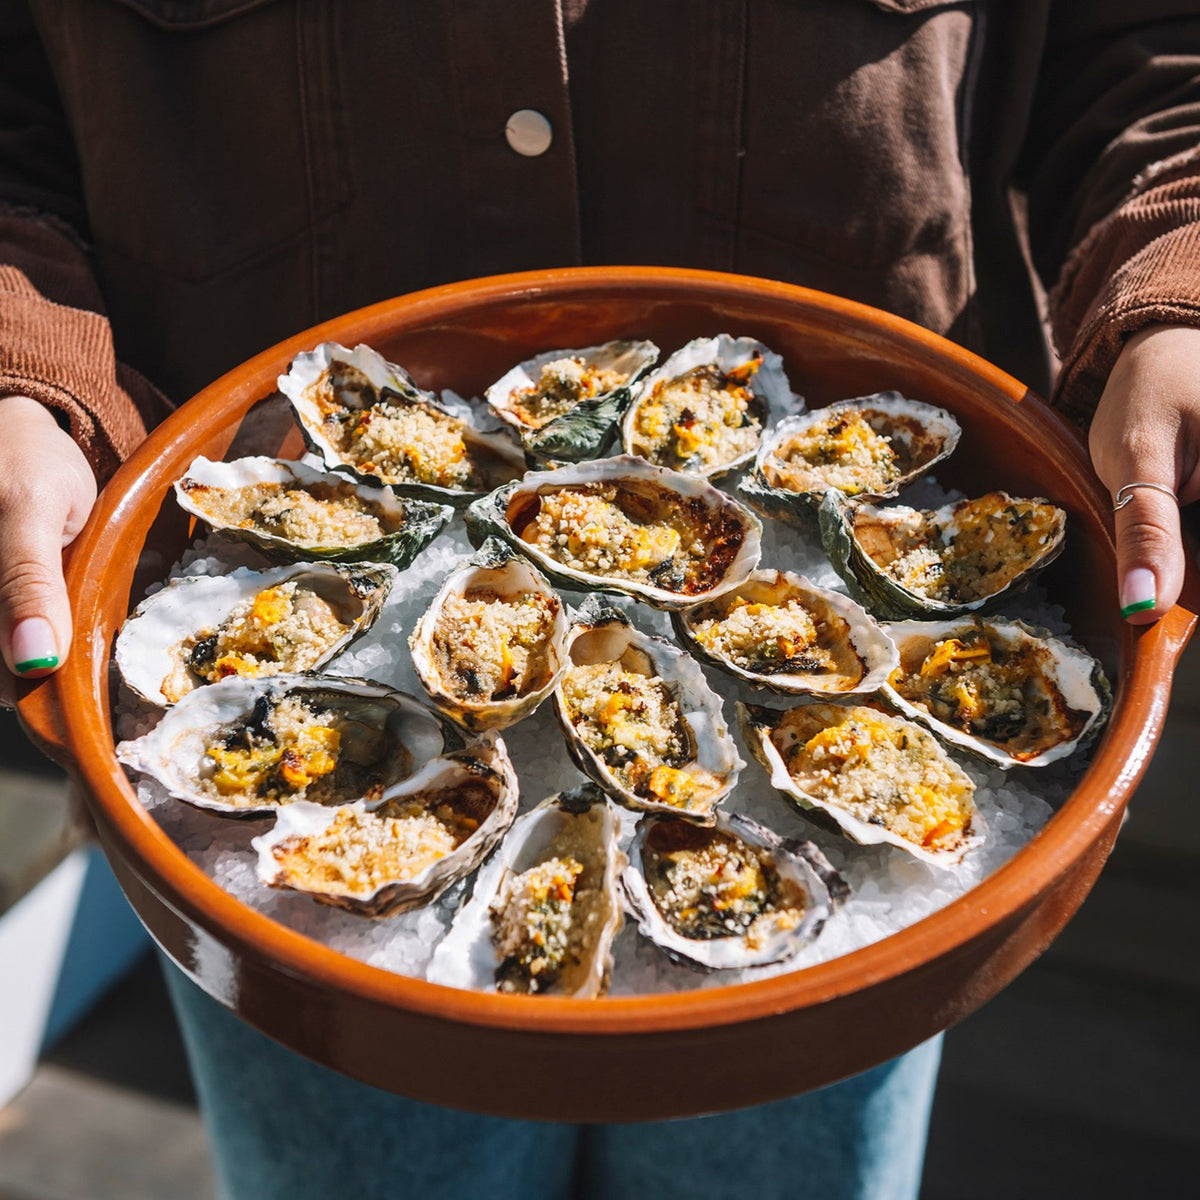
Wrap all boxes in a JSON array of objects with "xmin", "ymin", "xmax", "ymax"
[
  {"xmin": 485, "ymin": 339, "xmax": 659, "ymax": 465},
  {"xmin": 553, "ymin": 597, "xmax": 744, "ymax": 822},
  {"xmin": 116, "ymin": 674, "xmax": 458, "ymax": 816},
  {"xmin": 409, "ymin": 538, "xmax": 569, "ymax": 732},
  {"xmin": 465, "ymin": 455, "xmax": 762, "ymax": 610},
  {"xmin": 672, "ymin": 568, "xmax": 897, "ymax": 696},
  {"xmin": 278, "ymin": 342, "xmax": 524, "ymax": 504},
  {"xmin": 426, "ymin": 785, "xmax": 625, "ymax": 995},
  {"xmin": 622, "ymin": 812, "xmax": 848, "ymax": 971},
  {"xmin": 250, "ymin": 733, "xmax": 519, "ymax": 916},
  {"xmin": 738, "ymin": 701, "xmax": 983, "ymax": 867},
  {"xmin": 739, "ymin": 393, "xmax": 961, "ymax": 522},
  {"xmin": 881, "ymin": 617, "xmax": 1110, "ymax": 767},
  {"xmin": 116, "ymin": 562, "xmax": 396, "ymax": 707},
  {"xmin": 820, "ymin": 490, "xmax": 1067, "ymax": 620},
  {"xmin": 621, "ymin": 335, "xmax": 796, "ymax": 478},
  {"xmin": 174, "ymin": 456, "xmax": 452, "ymax": 567}
]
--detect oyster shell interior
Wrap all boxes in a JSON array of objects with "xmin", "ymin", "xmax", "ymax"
[
  {"xmin": 469, "ymin": 456, "xmax": 762, "ymax": 609},
  {"xmin": 279, "ymin": 342, "xmax": 523, "ymax": 499},
  {"xmin": 824, "ymin": 491, "xmax": 1067, "ymax": 618},
  {"xmin": 554, "ymin": 600, "xmax": 743, "ymax": 821},
  {"xmin": 427, "ymin": 787, "xmax": 626, "ymax": 996},
  {"xmin": 251, "ymin": 734, "xmax": 519, "ymax": 916},
  {"xmin": 883, "ymin": 618, "xmax": 1109, "ymax": 767},
  {"xmin": 739, "ymin": 701, "xmax": 982, "ymax": 866},
  {"xmin": 756, "ymin": 393, "xmax": 960, "ymax": 502},
  {"xmin": 621, "ymin": 336, "xmax": 795, "ymax": 478},
  {"xmin": 117, "ymin": 675, "xmax": 455, "ymax": 816},
  {"xmin": 409, "ymin": 540, "xmax": 568, "ymax": 732},
  {"xmin": 485, "ymin": 339, "xmax": 659, "ymax": 463},
  {"xmin": 623, "ymin": 813, "xmax": 845, "ymax": 971},
  {"xmin": 673, "ymin": 568, "xmax": 897, "ymax": 696},
  {"xmin": 116, "ymin": 562, "xmax": 396, "ymax": 707},
  {"xmin": 174, "ymin": 456, "xmax": 451, "ymax": 567}
]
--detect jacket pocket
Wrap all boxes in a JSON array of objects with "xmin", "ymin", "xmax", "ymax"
[
  {"xmin": 737, "ymin": 0, "xmax": 974, "ymax": 272},
  {"xmin": 38, "ymin": 0, "xmax": 352, "ymax": 282}
]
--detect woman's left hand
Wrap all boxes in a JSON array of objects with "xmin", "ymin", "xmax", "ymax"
[{"xmin": 1087, "ymin": 325, "xmax": 1200, "ymax": 624}]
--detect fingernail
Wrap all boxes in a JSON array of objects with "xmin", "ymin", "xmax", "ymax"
[
  {"xmin": 12, "ymin": 617, "xmax": 59, "ymax": 673},
  {"xmin": 1120, "ymin": 568, "xmax": 1157, "ymax": 619}
]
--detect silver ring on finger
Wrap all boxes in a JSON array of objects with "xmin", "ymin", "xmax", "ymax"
[{"xmin": 1112, "ymin": 481, "xmax": 1178, "ymax": 512}]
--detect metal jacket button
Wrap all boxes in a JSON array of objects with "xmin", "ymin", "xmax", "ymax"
[{"xmin": 505, "ymin": 109, "xmax": 553, "ymax": 157}]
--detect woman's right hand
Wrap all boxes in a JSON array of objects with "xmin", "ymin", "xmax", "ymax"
[{"xmin": 0, "ymin": 395, "xmax": 97, "ymax": 705}]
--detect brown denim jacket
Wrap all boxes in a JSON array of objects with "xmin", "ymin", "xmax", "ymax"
[{"xmin": 2, "ymin": 0, "xmax": 1199, "ymax": 482}]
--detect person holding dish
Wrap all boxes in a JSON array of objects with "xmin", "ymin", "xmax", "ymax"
[{"xmin": 1, "ymin": 3, "xmax": 1198, "ymax": 1198}]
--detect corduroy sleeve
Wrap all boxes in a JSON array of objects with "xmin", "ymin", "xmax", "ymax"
[
  {"xmin": 0, "ymin": 212, "xmax": 159, "ymax": 483},
  {"xmin": 1023, "ymin": 6, "xmax": 1200, "ymax": 423},
  {"xmin": 0, "ymin": 4, "xmax": 168, "ymax": 484}
]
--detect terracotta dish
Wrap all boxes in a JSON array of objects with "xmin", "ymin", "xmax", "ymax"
[{"xmin": 17, "ymin": 268, "xmax": 1198, "ymax": 1120}]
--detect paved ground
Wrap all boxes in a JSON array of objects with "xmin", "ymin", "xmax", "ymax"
[{"xmin": 1, "ymin": 641, "xmax": 1198, "ymax": 1199}]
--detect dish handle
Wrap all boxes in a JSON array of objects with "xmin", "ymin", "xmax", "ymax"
[{"xmin": 16, "ymin": 671, "xmax": 75, "ymax": 775}]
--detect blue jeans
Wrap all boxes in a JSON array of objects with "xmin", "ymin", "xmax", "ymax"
[{"xmin": 162, "ymin": 956, "xmax": 941, "ymax": 1200}]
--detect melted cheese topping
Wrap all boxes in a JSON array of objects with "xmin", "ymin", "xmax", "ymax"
[
  {"xmin": 199, "ymin": 694, "xmax": 391, "ymax": 808},
  {"xmin": 265, "ymin": 789, "xmax": 483, "ymax": 898},
  {"xmin": 163, "ymin": 583, "xmax": 350, "ymax": 703},
  {"xmin": 890, "ymin": 626, "xmax": 1089, "ymax": 760},
  {"xmin": 560, "ymin": 661, "xmax": 719, "ymax": 810},
  {"xmin": 630, "ymin": 359, "xmax": 763, "ymax": 473},
  {"xmin": 770, "ymin": 705, "xmax": 974, "ymax": 850},
  {"xmin": 510, "ymin": 357, "xmax": 628, "ymax": 428},
  {"xmin": 490, "ymin": 856, "xmax": 584, "ymax": 992},
  {"xmin": 309, "ymin": 365, "xmax": 493, "ymax": 490},
  {"xmin": 857, "ymin": 494, "xmax": 1064, "ymax": 604},
  {"xmin": 766, "ymin": 410, "xmax": 900, "ymax": 496},
  {"xmin": 519, "ymin": 481, "xmax": 734, "ymax": 594},
  {"xmin": 181, "ymin": 479, "xmax": 386, "ymax": 548},
  {"xmin": 691, "ymin": 596, "xmax": 839, "ymax": 676},
  {"xmin": 646, "ymin": 826, "xmax": 805, "ymax": 945},
  {"xmin": 431, "ymin": 590, "xmax": 558, "ymax": 702}
]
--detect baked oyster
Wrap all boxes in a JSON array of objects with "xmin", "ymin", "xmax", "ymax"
[
  {"xmin": 621, "ymin": 335, "xmax": 795, "ymax": 477},
  {"xmin": 426, "ymin": 785, "xmax": 625, "ymax": 996},
  {"xmin": 553, "ymin": 597, "xmax": 743, "ymax": 822},
  {"xmin": 465, "ymin": 456, "xmax": 762, "ymax": 610},
  {"xmin": 820, "ymin": 490, "xmax": 1067, "ymax": 619},
  {"xmin": 116, "ymin": 674, "xmax": 457, "ymax": 816},
  {"xmin": 882, "ymin": 618, "xmax": 1110, "ymax": 767},
  {"xmin": 116, "ymin": 562, "xmax": 396, "ymax": 707},
  {"xmin": 623, "ymin": 813, "xmax": 848, "ymax": 971},
  {"xmin": 672, "ymin": 568, "xmax": 897, "ymax": 696},
  {"xmin": 484, "ymin": 339, "xmax": 659, "ymax": 465},
  {"xmin": 740, "ymin": 394, "xmax": 960, "ymax": 523},
  {"xmin": 278, "ymin": 342, "xmax": 524, "ymax": 504},
  {"xmin": 738, "ymin": 701, "xmax": 983, "ymax": 867},
  {"xmin": 251, "ymin": 733, "xmax": 519, "ymax": 916},
  {"xmin": 174, "ymin": 456, "xmax": 451, "ymax": 567},
  {"xmin": 409, "ymin": 538, "xmax": 569, "ymax": 732}
]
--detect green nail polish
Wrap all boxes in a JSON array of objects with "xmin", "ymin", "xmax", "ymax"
[
  {"xmin": 15, "ymin": 655, "xmax": 59, "ymax": 673},
  {"xmin": 1120, "ymin": 598, "xmax": 1156, "ymax": 619}
]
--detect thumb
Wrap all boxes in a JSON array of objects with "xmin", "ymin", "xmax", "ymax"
[
  {"xmin": 1111, "ymin": 482, "xmax": 1183, "ymax": 624},
  {"xmin": 0, "ymin": 497, "xmax": 75, "ymax": 679}
]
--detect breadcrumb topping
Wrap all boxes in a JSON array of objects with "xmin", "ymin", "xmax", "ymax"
[
  {"xmin": 645, "ymin": 824, "xmax": 805, "ymax": 945},
  {"xmin": 519, "ymin": 481, "xmax": 730, "ymax": 594},
  {"xmin": 770, "ymin": 704, "xmax": 974, "ymax": 850},
  {"xmin": 183, "ymin": 479, "xmax": 386, "ymax": 548},
  {"xmin": 510, "ymin": 357, "xmax": 627, "ymax": 428},
  {"xmin": 431, "ymin": 589, "xmax": 558, "ymax": 702},
  {"xmin": 630, "ymin": 358, "xmax": 763, "ymax": 473},
  {"xmin": 163, "ymin": 583, "xmax": 350, "ymax": 702},
  {"xmin": 561, "ymin": 661, "xmax": 719, "ymax": 810},
  {"xmin": 855, "ymin": 494, "xmax": 1064, "ymax": 603}
]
